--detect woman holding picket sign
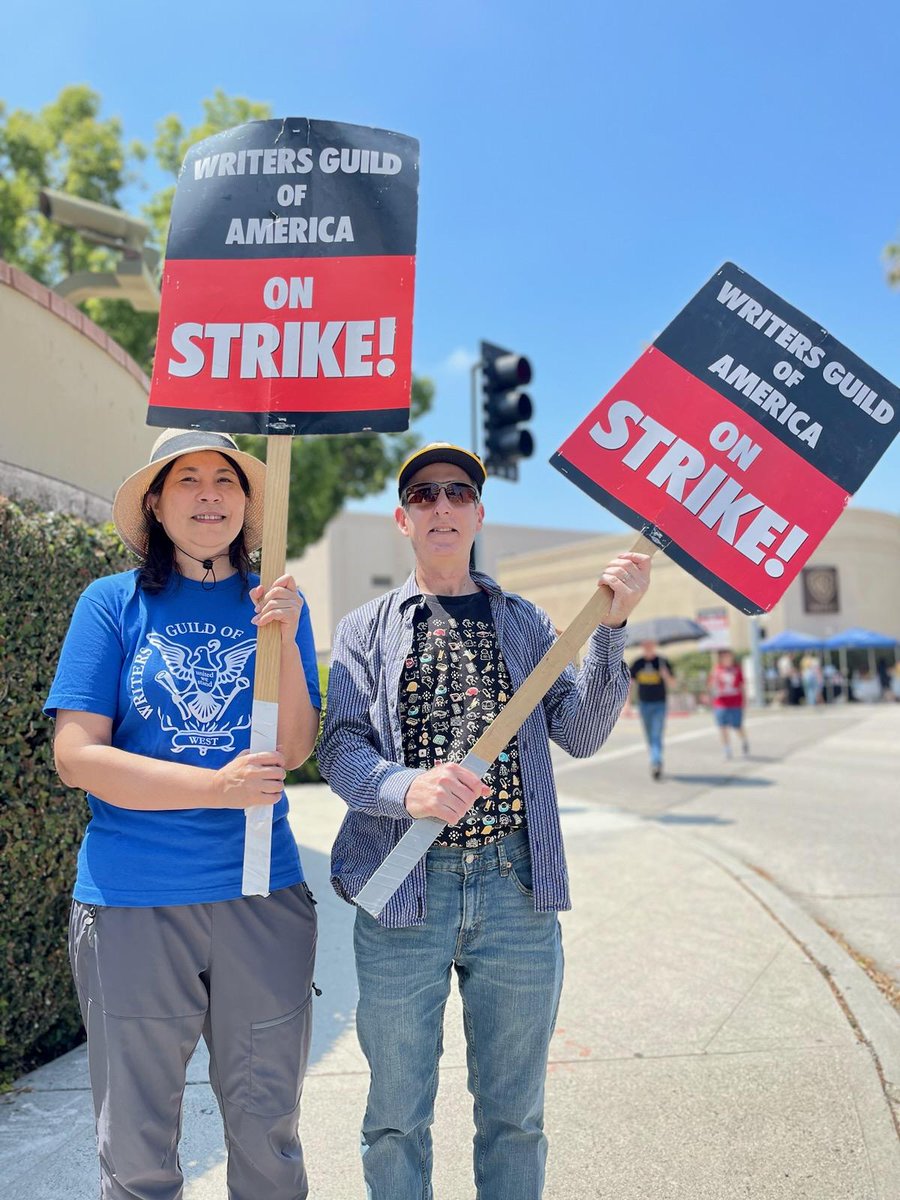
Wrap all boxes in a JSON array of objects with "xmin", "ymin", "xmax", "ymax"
[{"xmin": 45, "ymin": 428, "xmax": 321, "ymax": 1200}]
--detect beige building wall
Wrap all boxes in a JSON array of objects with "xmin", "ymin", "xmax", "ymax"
[
  {"xmin": 495, "ymin": 507, "xmax": 900, "ymax": 655},
  {"xmin": 777, "ymin": 508, "xmax": 900, "ymax": 641},
  {"xmin": 0, "ymin": 261, "xmax": 155, "ymax": 518}
]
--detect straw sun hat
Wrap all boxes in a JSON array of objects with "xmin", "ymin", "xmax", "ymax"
[{"xmin": 112, "ymin": 429, "xmax": 266, "ymax": 558}]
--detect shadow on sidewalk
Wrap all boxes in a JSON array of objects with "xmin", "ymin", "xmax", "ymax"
[
  {"xmin": 649, "ymin": 813, "xmax": 735, "ymax": 826},
  {"xmin": 663, "ymin": 773, "xmax": 774, "ymax": 788}
]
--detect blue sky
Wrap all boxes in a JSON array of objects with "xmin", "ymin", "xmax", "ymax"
[{"xmin": 5, "ymin": 0, "xmax": 899, "ymax": 532}]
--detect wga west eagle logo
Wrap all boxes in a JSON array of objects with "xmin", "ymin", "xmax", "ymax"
[{"xmin": 144, "ymin": 633, "xmax": 257, "ymax": 755}]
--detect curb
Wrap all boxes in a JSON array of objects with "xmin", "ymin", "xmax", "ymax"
[{"xmin": 681, "ymin": 831, "xmax": 900, "ymax": 1122}]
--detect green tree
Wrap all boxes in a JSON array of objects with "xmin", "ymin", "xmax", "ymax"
[
  {"xmin": 0, "ymin": 85, "xmax": 157, "ymax": 367},
  {"xmin": 885, "ymin": 239, "xmax": 900, "ymax": 288},
  {"xmin": 0, "ymin": 85, "xmax": 435, "ymax": 556},
  {"xmin": 0, "ymin": 84, "xmax": 132, "ymax": 281},
  {"xmin": 144, "ymin": 88, "xmax": 272, "ymax": 250}
]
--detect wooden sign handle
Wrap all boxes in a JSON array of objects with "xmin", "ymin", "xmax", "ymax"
[
  {"xmin": 243, "ymin": 435, "xmax": 293, "ymax": 897},
  {"xmin": 253, "ymin": 435, "xmax": 293, "ymax": 703}
]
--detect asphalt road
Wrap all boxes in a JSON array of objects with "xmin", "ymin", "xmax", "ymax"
[{"xmin": 551, "ymin": 701, "xmax": 900, "ymax": 994}]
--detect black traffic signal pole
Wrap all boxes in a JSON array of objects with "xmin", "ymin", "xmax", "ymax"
[
  {"xmin": 469, "ymin": 358, "xmax": 481, "ymax": 571},
  {"xmin": 470, "ymin": 357, "xmax": 482, "ymax": 460}
]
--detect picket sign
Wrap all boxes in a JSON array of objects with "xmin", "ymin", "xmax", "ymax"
[
  {"xmin": 552, "ymin": 263, "xmax": 900, "ymax": 615},
  {"xmin": 146, "ymin": 117, "xmax": 419, "ymax": 895},
  {"xmin": 358, "ymin": 261, "xmax": 900, "ymax": 918},
  {"xmin": 354, "ymin": 532, "xmax": 657, "ymax": 917}
]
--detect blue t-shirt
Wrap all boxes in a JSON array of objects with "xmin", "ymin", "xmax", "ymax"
[{"xmin": 44, "ymin": 569, "xmax": 321, "ymax": 907}]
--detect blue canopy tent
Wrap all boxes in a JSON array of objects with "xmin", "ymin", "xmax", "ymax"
[
  {"xmin": 758, "ymin": 630, "xmax": 824, "ymax": 652},
  {"xmin": 822, "ymin": 627, "xmax": 898, "ymax": 686},
  {"xmin": 821, "ymin": 627, "xmax": 897, "ymax": 650},
  {"xmin": 757, "ymin": 631, "xmax": 824, "ymax": 704}
]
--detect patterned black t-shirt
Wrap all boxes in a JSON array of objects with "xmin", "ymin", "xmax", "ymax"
[{"xmin": 399, "ymin": 590, "xmax": 526, "ymax": 848}]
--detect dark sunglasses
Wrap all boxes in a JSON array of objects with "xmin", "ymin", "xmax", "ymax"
[{"xmin": 402, "ymin": 481, "xmax": 480, "ymax": 507}]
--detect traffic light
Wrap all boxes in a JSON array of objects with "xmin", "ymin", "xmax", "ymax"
[{"xmin": 480, "ymin": 341, "xmax": 535, "ymax": 481}]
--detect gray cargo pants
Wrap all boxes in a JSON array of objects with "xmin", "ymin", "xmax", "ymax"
[{"xmin": 69, "ymin": 883, "xmax": 317, "ymax": 1200}]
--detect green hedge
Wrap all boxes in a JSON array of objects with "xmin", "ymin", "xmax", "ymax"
[
  {"xmin": 670, "ymin": 649, "xmax": 714, "ymax": 701},
  {"xmin": 0, "ymin": 496, "xmax": 329, "ymax": 1090},
  {"xmin": 0, "ymin": 498, "xmax": 131, "ymax": 1090},
  {"xmin": 285, "ymin": 663, "xmax": 329, "ymax": 785}
]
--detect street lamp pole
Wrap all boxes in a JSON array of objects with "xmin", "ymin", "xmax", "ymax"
[
  {"xmin": 470, "ymin": 358, "xmax": 482, "ymax": 458},
  {"xmin": 470, "ymin": 357, "xmax": 483, "ymax": 572},
  {"xmin": 748, "ymin": 614, "xmax": 766, "ymax": 707}
]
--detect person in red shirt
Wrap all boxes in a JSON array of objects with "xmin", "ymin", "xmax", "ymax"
[{"xmin": 708, "ymin": 649, "xmax": 749, "ymax": 758}]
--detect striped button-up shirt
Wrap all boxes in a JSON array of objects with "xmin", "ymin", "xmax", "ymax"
[{"xmin": 318, "ymin": 569, "xmax": 630, "ymax": 927}]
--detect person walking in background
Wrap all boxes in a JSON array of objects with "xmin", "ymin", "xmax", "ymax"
[
  {"xmin": 822, "ymin": 661, "xmax": 843, "ymax": 703},
  {"xmin": 629, "ymin": 639, "xmax": 674, "ymax": 780},
  {"xmin": 317, "ymin": 442, "xmax": 653, "ymax": 1200},
  {"xmin": 876, "ymin": 658, "xmax": 891, "ymax": 701},
  {"xmin": 44, "ymin": 429, "xmax": 322, "ymax": 1200},
  {"xmin": 708, "ymin": 648, "xmax": 749, "ymax": 758},
  {"xmin": 777, "ymin": 655, "xmax": 803, "ymax": 706},
  {"xmin": 800, "ymin": 652, "xmax": 822, "ymax": 706}
]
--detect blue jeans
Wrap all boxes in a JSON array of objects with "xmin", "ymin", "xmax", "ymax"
[
  {"xmin": 638, "ymin": 699, "xmax": 667, "ymax": 767},
  {"xmin": 353, "ymin": 828, "xmax": 564, "ymax": 1200}
]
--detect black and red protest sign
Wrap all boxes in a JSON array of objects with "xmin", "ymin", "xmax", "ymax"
[
  {"xmin": 552, "ymin": 263, "xmax": 899, "ymax": 614},
  {"xmin": 148, "ymin": 119, "xmax": 418, "ymax": 435}
]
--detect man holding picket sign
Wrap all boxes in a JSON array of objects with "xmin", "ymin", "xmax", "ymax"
[{"xmin": 318, "ymin": 442, "xmax": 652, "ymax": 1199}]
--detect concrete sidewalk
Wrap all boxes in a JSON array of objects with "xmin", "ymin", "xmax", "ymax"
[{"xmin": 3, "ymin": 765, "xmax": 899, "ymax": 1197}]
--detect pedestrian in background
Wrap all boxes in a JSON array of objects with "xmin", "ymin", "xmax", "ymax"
[
  {"xmin": 629, "ymin": 639, "xmax": 674, "ymax": 780},
  {"xmin": 777, "ymin": 655, "xmax": 803, "ymax": 706},
  {"xmin": 822, "ymin": 661, "xmax": 843, "ymax": 703},
  {"xmin": 877, "ymin": 658, "xmax": 891, "ymax": 701},
  {"xmin": 708, "ymin": 648, "xmax": 749, "ymax": 758},
  {"xmin": 800, "ymin": 652, "xmax": 822, "ymax": 706},
  {"xmin": 44, "ymin": 429, "xmax": 322, "ymax": 1200}
]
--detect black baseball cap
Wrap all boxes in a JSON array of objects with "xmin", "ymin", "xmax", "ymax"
[{"xmin": 397, "ymin": 442, "xmax": 487, "ymax": 497}]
